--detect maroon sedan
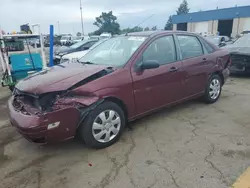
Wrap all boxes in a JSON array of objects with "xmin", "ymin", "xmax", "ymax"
[{"xmin": 8, "ymin": 31, "xmax": 231, "ymax": 148}]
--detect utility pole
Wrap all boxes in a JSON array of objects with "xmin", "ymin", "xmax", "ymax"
[{"xmin": 80, "ymin": 0, "xmax": 84, "ymax": 36}]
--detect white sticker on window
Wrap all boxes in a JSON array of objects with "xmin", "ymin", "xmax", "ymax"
[{"xmin": 128, "ymin": 37, "xmax": 146, "ymax": 41}]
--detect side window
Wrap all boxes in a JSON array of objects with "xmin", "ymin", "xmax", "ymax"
[
  {"xmin": 143, "ymin": 35, "xmax": 176, "ymax": 65},
  {"xmin": 202, "ymin": 39, "xmax": 215, "ymax": 53},
  {"xmin": 177, "ymin": 35, "xmax": 203, "ymax": 59}
]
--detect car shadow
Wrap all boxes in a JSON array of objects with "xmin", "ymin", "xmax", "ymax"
[{"xmin": 128, "ymin": 99, "xmax": 203, "ymax": 130}]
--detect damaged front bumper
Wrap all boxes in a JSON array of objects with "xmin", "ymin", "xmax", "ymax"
[
  {"xmin": 8, "ymin": 96, "xmax": 81, "ymax": 143},
  {"xmin": 230, "ymin": 54, "xmax": 250, "ymax": 74}
]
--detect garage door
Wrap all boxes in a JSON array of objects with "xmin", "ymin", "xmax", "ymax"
[
  {"xmin": 194, "ymin": 22, "xmax": 209, "ymax": 34},
  {"xmin": 242, "ymin": 18, "xmax": 250, "ymax": 31}
]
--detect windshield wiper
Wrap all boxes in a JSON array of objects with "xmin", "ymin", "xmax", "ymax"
[{"xmin": 77, "ymin": 60, "xmax": 95, "ymax": 65}]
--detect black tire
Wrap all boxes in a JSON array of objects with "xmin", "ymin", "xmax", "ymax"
[
  {"xmin": 78, "ymin": 101, "xmax": 125, "ymax": 149},
  {"xmin": 204, "ymin": 74, "xmax": 222, "ymax": 104}
]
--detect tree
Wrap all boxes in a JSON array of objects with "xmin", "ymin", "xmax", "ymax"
[
  {"xmin": 121, "ymin": 26, "xmax": 143, "ymax": 34},
  {"xmin": 144, "ymin": 27, "xmax": 150, "ymax": 31},
  {"xmin": 76, "ymin": 32, "xmax": 82, "ymax": 36},
  {"xmin": 151, "ymin": 26, "xmax": 157, "ymax": 31},
  {"xmin": 93, "ymin": 11, "xmax": 120, "ymax": 35},
  {"xmin": 164, "ymin": 0, "xmax": 190, "ymax": 30},
  {"xmin": 176, "ymin": 0, "xmax": 190, "ymax": 15},
  {"xmin": 164, "ymin": 16, "xmax": 173, "ymax": 30}
]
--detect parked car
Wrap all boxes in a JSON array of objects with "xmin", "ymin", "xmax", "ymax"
[
  {"xmin": 60, "ymin": 35, "xmax": 72, "ymax": 46},
  {"xmin": 223, "ymin": 34, "xmax": 250, "ymax": 74},
  {"xmin": 100, "ymin": 32, "xmax": 112, "ymax": 39},
  {"xmin": 53, "ymin": 39, "xmax": 98, "ymax": 64},
  {"xmin": 29, "ymin": 38, "xmax": 40, "ymax": 48},
  {"xmin": 72, "ymin": 36, "xmax": 90, "ymax": 44},
  {"xmin": 54, "ymin": 35, "xmax": 62, "ymax": 46},
  {"xmin": 8, "ymin": 31, "xmax": 230, "ymax": 148},
  {"xmin": 205, "ymin": 35, "xmax": 232, "ymax": 47},
  {"xmin": 60, "ymin": 39, "xmax": 109, "ymax": 63}
]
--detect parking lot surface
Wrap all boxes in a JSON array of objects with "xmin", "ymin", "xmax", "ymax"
[{"xmin": 0, "ymin": 77, "xmax": 250, "ymax": 188}]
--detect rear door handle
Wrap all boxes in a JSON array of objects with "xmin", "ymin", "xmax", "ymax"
[
  {"xmin": 202, "ymin": 57, "xmax": 207, "ymax": 62},
  {"xmin": 169, "ymin": 67, "xmax": 179, "ymax": 72}
]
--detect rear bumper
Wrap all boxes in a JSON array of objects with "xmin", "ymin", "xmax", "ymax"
[{"xmin": 8, "ymin": 96, "xmax": 81, "ymax": 143}]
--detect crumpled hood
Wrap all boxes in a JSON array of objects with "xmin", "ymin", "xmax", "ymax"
[{"xmin": 16, "ymin": 63, "xmax": 110, "ymax": 95}]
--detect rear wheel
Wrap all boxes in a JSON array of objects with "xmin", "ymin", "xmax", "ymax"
[
  {"xmin": 204, "ymin": 74, "xmax": 222, "ymax": 104},
  {"xmin": 78, "ymin": 101, "xmax": 125, "ymax": 149}
]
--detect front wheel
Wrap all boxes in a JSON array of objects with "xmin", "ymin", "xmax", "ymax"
[
  {"xmin": 204, "ymin": 74, "xmax": 222, "ymax": 104},
  {"xmin": 78, "ymin": 101, "xmax": 125, "ymax": 149}
]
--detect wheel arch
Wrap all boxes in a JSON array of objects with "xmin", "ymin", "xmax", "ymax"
[
  {"xmin": 213, "ymin": 71, "xmax": 224, "ymax": 85},
  {"xmin": 104, "ymin": 96, "xmax": 128, "ymax": 122}
]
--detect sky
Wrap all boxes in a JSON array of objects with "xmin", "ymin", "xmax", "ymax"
[{"xmin": 0, "ymin": 0, "xmax": 249, "ymax": 35}]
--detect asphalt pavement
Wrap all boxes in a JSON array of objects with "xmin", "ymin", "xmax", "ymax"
[{"xmin": 0, "ymin": 76, "xmax": 250, "ymax": 188}]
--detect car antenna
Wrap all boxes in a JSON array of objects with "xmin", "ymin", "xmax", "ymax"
[{"xmin": 125, "ymin": 14, "xmax": 155, "ymax": 36}]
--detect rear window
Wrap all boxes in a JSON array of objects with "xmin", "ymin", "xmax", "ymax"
[{"xmin": 177, "ymin": 35, "xmax": 204, "ymax": 59}]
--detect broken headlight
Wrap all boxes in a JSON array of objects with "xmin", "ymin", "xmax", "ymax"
[{"xmin": 36, "ymin": 92, "xmax": 61, "ymax": 112}]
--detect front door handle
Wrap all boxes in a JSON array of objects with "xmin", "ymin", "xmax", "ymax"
[{"xmin": 169, "ymin": 67, "xmax": 179, "ymax": 72}]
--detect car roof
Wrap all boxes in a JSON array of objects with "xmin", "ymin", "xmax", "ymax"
[{"xmin": 126, "ymin": 30, "xmax": 198, "ymax": 37}]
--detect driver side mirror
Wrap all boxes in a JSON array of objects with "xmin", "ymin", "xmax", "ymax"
[
  {"xmin": 135, "ymin": 60, "xmax": 160, "ymax": 72},
  {"xmin": 142, "ymin": 60, "xmax": 160, "ymax": 69}
]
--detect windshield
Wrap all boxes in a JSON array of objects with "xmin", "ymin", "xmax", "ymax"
[
  {"xmin": 233, "ymin": 34, "xmax": 250, "ymax": 47},
  {"xmin": 89, "ymin": 39, "xmax": 108, "ymax": 50},
  {"xmin": 79, "ymin": 36, "xmax": 147, "ymax": 67},
  {"xmin": 206, "ymin": 36, "xmax": 220, "ymax": 45},
  {"xmin": 70, "ymin": 40, "xmax": 88, "ymax": 49}
]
